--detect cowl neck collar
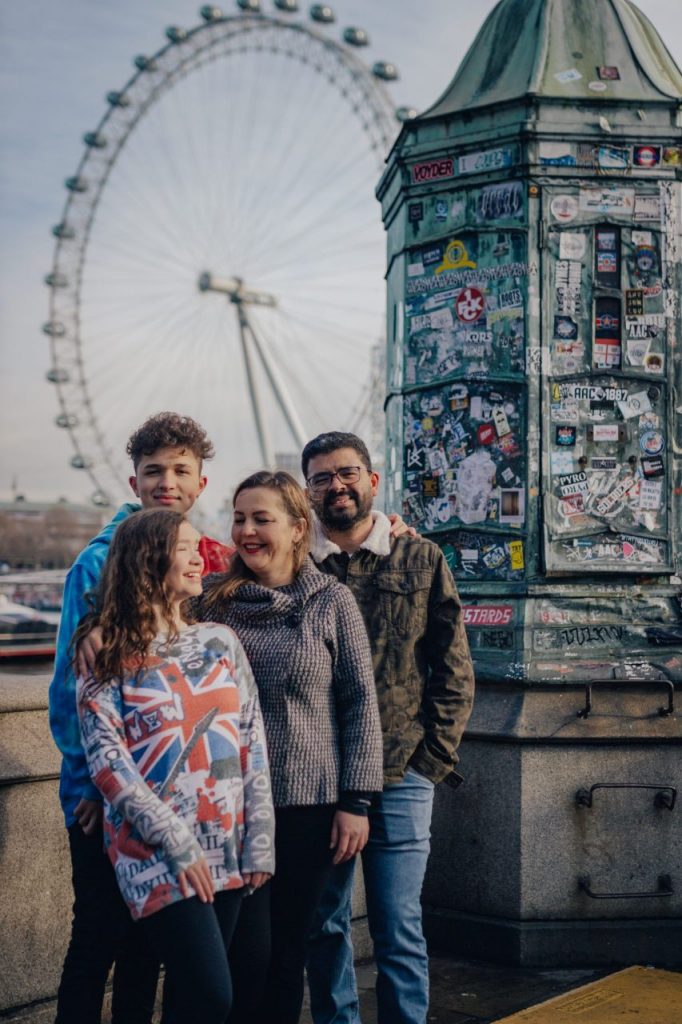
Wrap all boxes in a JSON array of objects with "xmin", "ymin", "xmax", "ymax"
[{"xmin": 226, "ymin": 556, "xmax": 330, "ymax": 622}]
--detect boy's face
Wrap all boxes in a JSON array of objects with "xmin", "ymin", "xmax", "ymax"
[{"xmin": 129, "ymin": 446, "xmax": 207, "ymax": 514}]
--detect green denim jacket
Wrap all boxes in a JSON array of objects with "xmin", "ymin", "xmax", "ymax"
[{"xmin": 312, "ymin": 515, "xmax": 475, "ymax": 786}]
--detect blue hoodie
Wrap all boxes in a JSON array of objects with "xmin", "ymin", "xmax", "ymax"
[{"xmin": 49, "ymin": 503, "xmax": 140, "ymax": 827}]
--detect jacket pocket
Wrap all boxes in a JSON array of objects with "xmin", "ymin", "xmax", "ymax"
[{"xmin": 374, "ymin": 570, "xmax": 431, "ymax": 635}]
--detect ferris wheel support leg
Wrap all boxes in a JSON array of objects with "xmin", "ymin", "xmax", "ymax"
[
  {"xmin": 236, "ymin": 306, "xmax": 275, "ymax": 468},
  {"xmin": 246, "ymin": 321, "xmax": 309, "ymax": 450}
]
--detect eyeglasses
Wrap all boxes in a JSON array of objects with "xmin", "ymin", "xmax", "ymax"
[{"xmin": 306, "ymin": 466, "xmax": 363, "ymax": 493}]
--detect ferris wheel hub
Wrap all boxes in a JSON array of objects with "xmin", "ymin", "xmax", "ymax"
[{"xmin": 198, "ymin": 271, "xmax": 277, "ymax": 308}]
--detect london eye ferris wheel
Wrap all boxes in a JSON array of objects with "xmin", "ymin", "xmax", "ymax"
[{"xmin": 43, "ymin": 2, "xmax": 414, "ymax": 509}]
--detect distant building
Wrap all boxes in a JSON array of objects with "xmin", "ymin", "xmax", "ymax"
[{"xmin": 0, "ymin": 497, "xmax": 107, "ymax": 569}]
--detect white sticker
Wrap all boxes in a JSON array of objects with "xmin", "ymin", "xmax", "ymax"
[
  {"xmin": 632, "ymin": 230, "xmax": 653, "ymax": 246},
  {"xmin": 618, "ymin": 390, "xmax": 652, "ymax": 420},
  {"xmin": 634, "ymin": 194, "xmax": 661, "ymax": 222},
  {"xmin": 551, "ymin": 451, "xmax": 574, "ymax": 475},
  {"xmin": 588, "ymin": 81, "xmax": 608, "ymax": 92},
  {"xmin": 579, "ymin": 188, "xmax": 635, "ymax": 215},
  {"xmin": 469, "ymin": 396, "xmax": 483, "ymax": 420},
  {"xmin": 550, "ymin": 195, "xmax": 579, "ymax": 223},
  {"xmin": 626, "ymin": 337, "xmax": 650, "ymax": 366},
  {"xmin": 639, "ymin": 478, "xmax": 663, "ymax": 510},
  {"xmin": 408, "ymin": 260, "xmax": 424, "ymax": 278},
  {"xmin": 461, "ymin": 549, "xmax": 478, "ymax": 562},
  {"xmin": 430, "ymin": 307, "xmax": 454, "ymax": 330},
  {"xmin": 593, "ymin": 424, "xmax": 620, "ymax": 442},
  {"xmin": 559, "ymin": 233, "xmax": 587, "ymax": 260},
  {"xmin": 555, "ymin": 68, "xmax": 582, "ymax": 83}
]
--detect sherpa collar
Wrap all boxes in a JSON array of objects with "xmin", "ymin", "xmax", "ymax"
[{"xmin": 310, "ymin": 510, "xmax": 392, "ymax": 562}]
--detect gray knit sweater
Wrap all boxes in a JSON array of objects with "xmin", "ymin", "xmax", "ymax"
[{"xmin": 196, "ymin": 558, "xmax": 383, "ymax": 808}]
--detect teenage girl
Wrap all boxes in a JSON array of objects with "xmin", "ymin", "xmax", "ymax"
[{"xmin": 75, "ymin": 508, "xmax": 275, "ymax": 1024}]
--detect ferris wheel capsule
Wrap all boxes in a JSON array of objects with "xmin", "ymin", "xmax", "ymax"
[
  {"xmin": 83, "ymin": 131, "xmax": 107, "ymax": 148},
  {"xmin": 372, "ymin": 61, "xmax": 398, "ymax": 81},
  {"xmin": 43, "ymin": 321, "xmax": 66, "ymax": 336},
  {"xmin": 65, "ymin": 176, "xmax": 88, "ymax": 193},
  {"xmin": 343, "ymin": 27, "xmax": 369, "ymax": 46},
  {"xmin": 200, "ymin": 5, "xmax": 223, "ymax": 20},
  {"xmin": 274, "ymin": 0, "xmax": 299, "ymax": 12},
  {"xmin": 166, "ymin": 26, "xmax": 189, "ymax": 43},
  {"xmin": 46, "ymin": 368, "xmax": 70, "ymax": 383},
  {"xmin": 106, "ymin": 91, "xmax": 130, "ymax": 107},
  {"xmin": 134, "ymin": 55, "xmax": 158, "ymax": 72},
  {"xmin": 55, "ymin": 413, "xmax": 79, "ymax": 428},
  {"xmin": 44, "ymin": 272, "xmax": 69, "ymax": 288},
  {"xmin": 237, "ymin": 0, "xmax": 261, "ymax": 11},
  {"xmin": 310, "ymin": 5, "xmax": 334, "ymax": 23},
  {"xmin": 396, "ymin": 105, "xmax": 418, "ymax": 122},
  {"xmin": 70, "ymin": 454, "xmax": 94, "ymax": 470},
  {"xmin": 52, "ymin": 222, "xmax": 75, "ymax": 240},
  {"xmin": 91, "ymin": 490, "xmax": 112, "ymax": 507}
]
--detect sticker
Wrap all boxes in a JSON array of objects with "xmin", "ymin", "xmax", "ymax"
[
  {"xmin": 407, "ymin": 258, "xmax": 425, "ymax": 278},
  {"xmin": 435, "ymin": 199, "xmax": 449, "ymax": 222},
  {"xmin": 499, "ymin": 287, "xmax": 523, "ymax": 309},
  {"xmin": 551, "ymin": 450, "xmax": 574, "ymax": 475},
  {"xmin": 455, "ymin": 287, "xmax": 486, "ymax": 323},
  {"xmin": 475, "ymin": 182, "xmax": 524, "ymax": 222},
  {"xmin": 592, "ymin": 424, "xmax": 620, "ymax": 442},
  {"xmin": 643, "ymin": 352, "xmax": 664, "ymax": 375},
  {"xmin": 597, "ymin": 252, "xmax": 617, "ymax": 273},
  {"xmin": 550, "ymin": 195, "xmax": 579, "ymax": 223},
  {"xmin": 591, "ymin": 457, "xmax": 618, "ymax": 471},
  {"xmin": 618, "ymin": 391, "xmax": 651, "ymax": 420},
  {"xmin": 634, "ymin": 194, "xmax": 661, "ymax": 222},
  {"xmin": 633, "ymin": 146, "xmax": 661, "ymax": 168},
  {"xmin": 457, "ymin": 147, "xmax": 515, "ymax": 175},
  {"xmin": 492, "ymin": 406, "xmax": 511, "ymax": 437},
  {"xmin": 421, "ymin": 475, "xmax": 441, "ymax": 498},
  {"xmin": 579, "ymin": 188, "xmax": 635, "ymax": 215},
  {"xmin": 449, "ymin": 384, "xmax": 469, "ymax": 410},
  {"xmin": 411, "ymin": 159, "xmax": 455, "ymax": 184},
  {"xmin": 640, "ymin": 429, "xmax": 664, "ymax": 456},
  {"xmin": 662, "ymin": 147, "xmax": 682, "ymax": 167},
  {"xmin": 639, "ymin": 478, "xmax": 662, "ymax": 510},
  {"xmin": 463, "ymin": 606, "xmax": 513, "ymax": 626},
  {"xmin": 598, "ymin": 66, "xmax": 620, "ymax": 80},
  {"xmin": 538, "ymin": 142, "xmax": 576, "ymax": 167},
  {"xmin": 597, "ymin": 146, "xmax": 629, "ymax": 171},
  {"xmin": 626, "ymin": 337, "xmax": 650, "ymax": 366},
  {"xmin": 593, "ymin": 338, "xmax": 621, "ymax": 368},
  {"xmin": 555, "ymin": 425, "xmax": 577, "ymax": 447},
  {"xmin": 595, "ymin": 476, "xmax": 636, "ymax": 515},
  {"xmin": 408, "ymin": 202, "xmax": 424, "ymax": 223},
  {"xmin": 477, "ymin": 423, "xmax": 496, "ymax": 445},
  {"xmin": 509, "ymin": 540, "xmax": 524, "ymax": 570},
  {"xmin": 558, "ymin": 472, "xmax": 589, "ymax": 497},
  {"xmin": 436, "ymin": 239, "xmax": 476, "ymax": 273},
  {"xmin": 568, "ymin": 384, "xmax": 628, "ymax": 402},
  {"xmin": 559, "ymin": 233, "xmax": 587, "ymax": 260},
  {"xmin": 559, "ymin": 494, "xmax": 585, "ymax": 517},
  {"xmin": 588, "ymin": 81, "xmax": 608, "ymax": 92},
  {"xmin": 456, "ymin": 450, "xmax": 497, "ymax": 525},
  {"xmin": 499, "ymin": 489, "xmax": 525, "ymax": 524},
  {"xmin": 554, "ymin": 315, "xmax": 578, "ymax": 340},
  {"xmin": 554, "ymin": 68, "xmax": 582, "ymax": 84},
  {"xmin": 423, "ymin": 244, "xmax": 445, "ymax": 267},
  {"xmin": 641, "ymin": 456, "xmax": 664, "ymax": 478},
  {"xmin": 625, "ymin": 290, "xmax": 644, "ymax": 316}
]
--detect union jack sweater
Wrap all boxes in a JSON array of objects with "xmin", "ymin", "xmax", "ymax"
[{"xmin": 77, "ymin": 622, "xmax": 274, "ymax": 919}]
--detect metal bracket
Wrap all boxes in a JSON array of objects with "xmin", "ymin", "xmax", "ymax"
[
  {"xmin": 576, "ymin": 678, "xmax": 675, "ymax": 719},
  {"xmin": 576, "ymin": 783, "xmax": 677, "ymax": 810},
  {"xmin": 578, "ymin": 873, "xmax": 673, "ymax": 900}
]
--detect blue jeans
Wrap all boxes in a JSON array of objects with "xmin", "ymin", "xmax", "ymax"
[{"xmin": 307, "ymin": 768, "xmax": 435, "ymax": 1024}]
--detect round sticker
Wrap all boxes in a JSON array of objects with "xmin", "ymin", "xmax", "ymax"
[
  {"xmin": 588, "ymin": 81, "xmax": 608, "ymax": 92},
  {"xmin": 640, "ymin": 429, "xmax": 664, "ymax": 456},
  {"xmin": 644, "ymin": 352, "xmax": 664, "ymax": 374},
  {"xmin": 455, "ymin": 287, "xmax": 485, "ymax": 323},
  {"xmin": 550, "ymin": 195, "xmax": 579, "ymax": 223}
]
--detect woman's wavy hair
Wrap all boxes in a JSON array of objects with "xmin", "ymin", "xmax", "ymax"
[
  {"xmin": 206, "ymin": 470, "xmax": 311, "ymax": 602},
  {"xmin": 73, "ymin": 508, "xmax": 192, "ymax": 684}
]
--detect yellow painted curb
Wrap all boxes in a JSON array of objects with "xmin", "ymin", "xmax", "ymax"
[{"xmin": 495, "ymin": 965, "xmax": 682, "ymax": 1022}]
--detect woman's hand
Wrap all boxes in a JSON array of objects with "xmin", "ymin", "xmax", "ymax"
[
  {"xmin": 178, "ymin": 856, "xmax": 214, "ymax": 903},
  {"xmin": 330, "ymin": 810, "xmax": 369, "ymax": 865},
  {"xmin": 242, "ymin": 871, "xmax": 272, "ymax": 892},
  {"xmin": 74, "ymin": 798, "xmax": 103, "ymax": 837},
  {"xmin": 76, "ymin": 626, "xmax": 103, "ymax": 678},
  {"xmin": 387, "ymin": 512, "xmax": 418, "ymax": 539}
]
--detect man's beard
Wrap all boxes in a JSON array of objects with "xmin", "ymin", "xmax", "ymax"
[{"xmin": 317, "ymin": 488, "xmax": 373, "ymax": 532}]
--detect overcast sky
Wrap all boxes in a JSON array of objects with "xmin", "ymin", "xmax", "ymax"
[{"xmin": 1, "ymin": 0, "xmax": 680, "ymax": 518}]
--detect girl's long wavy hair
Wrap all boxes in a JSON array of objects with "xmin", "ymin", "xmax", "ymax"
[
  {"xmin": 73, "ymin": 508, "xmax": 192, "ymax": 684},
  {"xmin": 206, "ymin": 470, "xmax": 311, "ymax": 602}
]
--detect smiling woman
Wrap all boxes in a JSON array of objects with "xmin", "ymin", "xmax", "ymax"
[{"xmin": 197, "ymin": 469, "xmax": 383, "ymax": 1024}]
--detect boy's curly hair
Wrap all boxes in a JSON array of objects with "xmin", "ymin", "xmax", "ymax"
[{"xmin": 126, "ymin": 412, "xmax": 215, "ymax": 469}]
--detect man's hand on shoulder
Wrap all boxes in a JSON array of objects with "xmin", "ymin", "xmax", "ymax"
[{"xmin": 387, "ymin": 512, "xmax": 418, "ymax": 540}]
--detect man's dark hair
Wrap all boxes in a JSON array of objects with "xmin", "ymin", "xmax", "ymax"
[
  {"xmin": 301, "ymin": 431, "xmax": 372, "ymax": 480},
  {"xmin": 126, "ymin": 412, "xmax": 215, "ymax": 469}
]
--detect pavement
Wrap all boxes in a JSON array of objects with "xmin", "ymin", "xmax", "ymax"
[{"xmin": 1, "ymin": 956, "xmax": 613, "ymax": 1023}]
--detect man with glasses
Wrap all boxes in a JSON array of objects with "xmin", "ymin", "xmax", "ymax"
[{"xmin": 302, "ymin": 431, "xmax": 475, "ymax": 1024}]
